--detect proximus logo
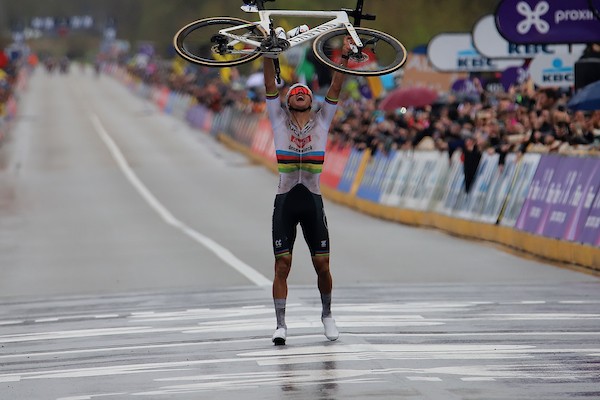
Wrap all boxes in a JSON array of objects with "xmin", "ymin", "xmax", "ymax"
[{"xmin": 516, "ymin": 1, "xmax": 550, "ymax": 34}]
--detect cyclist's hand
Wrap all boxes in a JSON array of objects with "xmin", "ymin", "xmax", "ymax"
[{"xmin": 342, "ymin": 36, "xmax": 354, "ymax": 56}]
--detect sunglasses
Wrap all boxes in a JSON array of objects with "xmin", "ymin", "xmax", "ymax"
[{"xmin": 289, "ymin": 86, "xmax": 311, "ymax": 96}]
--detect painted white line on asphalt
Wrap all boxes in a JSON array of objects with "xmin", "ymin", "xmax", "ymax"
[
  {"xmin": 57, "ymin": 395, "xmax": 126, "ymax": 400},
  {"xmin": 406, "ymin": 376, "xmax": 442, "ymax": 381},
  {"xmin": 88, "ymin": 113, "xmax": 271, "ymax": 288},
  {"xmin": 0, "ymin": 320, "xmax": 24, "ymax": 326},
  {"xmin": 34, "ymin": 318, "xmax": 59, "ymax": 323},
  {"xmin": 461, "ymin": 377, "xmax": 496, "ymax": 381}
]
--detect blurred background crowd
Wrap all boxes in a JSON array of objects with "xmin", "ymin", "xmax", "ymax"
[
  {"xmin": 2, "ymin": 38, "xmax": 600, "ymax": 165},
  {"xmin": 119, "ymin": 41, "xmax": 600, "ymax": 165}
]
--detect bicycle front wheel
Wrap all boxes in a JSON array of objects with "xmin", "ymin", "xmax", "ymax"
[
  {"xmin": 173, "ymin": 17, "xmax": 267, "ymax": 67},
  {"xmin": 312, "ymin": 27, "xmax": 407, "ymax": 76}
]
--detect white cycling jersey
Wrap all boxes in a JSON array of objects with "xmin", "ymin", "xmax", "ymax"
[{"xmin": 266, "ymin": 93, "xmax": 338, "ymax": 195}]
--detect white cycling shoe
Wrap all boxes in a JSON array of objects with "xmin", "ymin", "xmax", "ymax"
[
  {"xmin": 322, "ymin": 317, "xmax": 339, "ymax": 341},
  {"xmin": 272, "ymin": 327, "xmax": 287, "ymax": 345}
]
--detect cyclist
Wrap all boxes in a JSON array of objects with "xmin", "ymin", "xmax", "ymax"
[{"xmin": 263, "ymin": 37, "xmax": 352, "ymax": 345}]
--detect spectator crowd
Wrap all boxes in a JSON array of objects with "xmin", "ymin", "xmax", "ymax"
[
  {"xmin": 120, "ymin": 44, "xmax": 600, "ymax": 166},
  {"xmin": 9, "ymin": 46, "xmax": 600, "ymax": 163}
]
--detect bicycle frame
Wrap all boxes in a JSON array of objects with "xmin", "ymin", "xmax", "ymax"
[{"xmin": 219, "ymin": 9, "xmax": 364, "ymax": 56}]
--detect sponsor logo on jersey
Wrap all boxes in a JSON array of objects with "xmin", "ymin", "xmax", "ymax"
[{"xmin": 290, "ymin": 135, "xmax": 312, "ymax": 148}]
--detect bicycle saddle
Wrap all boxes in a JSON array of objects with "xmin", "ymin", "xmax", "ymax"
[{"xmin": 242, "ymin": 0, "xmax": 275, "ymax": 5}]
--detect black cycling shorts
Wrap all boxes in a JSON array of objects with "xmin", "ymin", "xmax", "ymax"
[{"xmin": 272, "ymin": 184, "xmax": 329, "ymax": 258}]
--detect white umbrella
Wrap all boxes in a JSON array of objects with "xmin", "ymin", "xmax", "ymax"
[{"xmin": 245, "ymin": 72, "xmax": 264, "ymax": 88}]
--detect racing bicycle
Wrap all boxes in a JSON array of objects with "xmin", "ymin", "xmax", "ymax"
[{"xmin": 173, "ymin": 0, "xmax": 407, "ymax": 81}]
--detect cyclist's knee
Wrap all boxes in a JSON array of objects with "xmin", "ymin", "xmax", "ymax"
[
  {"xmin": 312, "ymin": 256, "xmax": 330, "ymax": 274},
  {"xmin": 274, "ymin": 256, "xmax": 292, "ymax": 278}
]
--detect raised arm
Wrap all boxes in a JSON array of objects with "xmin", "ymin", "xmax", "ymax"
[
  {"xmin": 263, "ymin": 57, "xmax": 278, "ymax": 96},
  {"xmin": 326, "ymin": 36, "xmax": 352, "ymax": 101}
]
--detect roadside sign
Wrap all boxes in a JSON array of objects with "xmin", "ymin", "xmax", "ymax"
[
  {"xmin": 473, "ymin": 15, "xmax": 586, "ymax": 58},
  {"xmin": 528, "ymin": 52, "xmax": 581, "ymax": 88},
  {"xmin": 496, "ymin": 0, "xmax": 600, "ymax": 44},
  {"xmin": 428, "ymin": 33, "xmax": 522, "ymax": 72}
]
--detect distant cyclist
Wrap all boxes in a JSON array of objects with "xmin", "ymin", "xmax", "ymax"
[{"xmin": 263, "ymin": 37, "xmax": 352, "ymax": 345}]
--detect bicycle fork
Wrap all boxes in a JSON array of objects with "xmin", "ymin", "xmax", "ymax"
[{"xmin": 343, "ymin": 23, "xmax": 364, "ymax": 55}]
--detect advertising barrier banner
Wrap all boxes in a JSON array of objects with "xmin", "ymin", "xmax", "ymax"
[
  {"xmin": 356, "ymin": 151, "xmax": 393, "ymax": 202},
  {"xmin": 512, "ymin": 154, "xmax": 600, "ymax": 247},
  {"xmin": 322, "ymin": 144, "xmax": 352, "ymax": 189},
  {"xmin": 539, "ymin": 157, "xmax": 591, "ymax": 239},
  {"xmin": 337, "ymin": 148, "xmax": 366, "ymax": 193},
  {"xmin": 577, "ymin": 182, "xmax": 600, "ymax": 246},
  {"xmin": 515, "ymin": 154, "xmax": 560, "ymax": 233},
  {"xmin": 401, "ymin": 151, "xmax": 447, "ymax": 210},
  {"xmin": 250, "ymin": 118, "xmax": 276, "ymax": 162},
  {"xmin": 567, "ymin": 159, "xmax": 600, "ymax": 243},
  {"xmin": 477, "ymin": 153, "xmax": 519, "ymax": 224},
  {"xmin": 500, "ymin": 153, "xmax": 542, "ymax": 227},
  {"xmin": 380, "ymin": 151, "xmax": 416, "ymax": 207},
  {"xmin": 436, "ymin": 150, "xmax": 466, "ymax": 215},
  {"xmin": 459, "ymin": 153, "xmax": 501, "ymax": 220}
]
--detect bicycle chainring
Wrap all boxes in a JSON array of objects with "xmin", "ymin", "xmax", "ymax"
[{"xmin": 260, "ymin": 37, "xmax": 290, "ymax": 53}]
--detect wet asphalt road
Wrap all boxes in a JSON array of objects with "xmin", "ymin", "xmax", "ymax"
[
  {"xmin": 0, "ymin": 66, "xmax": 598, "ymax": 399},
  {"xmin": 2, "ymin": 283, "xmax": 599, "ymax": 400}
]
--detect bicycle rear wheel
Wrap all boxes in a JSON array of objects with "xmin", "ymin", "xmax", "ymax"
[
  {"xmin": 173, "ymin": 17, "xmax": 267, "ymax": 67},
  {"xmin": 312, "ymin": 27, "xmax": 407, "ymax": 76}
]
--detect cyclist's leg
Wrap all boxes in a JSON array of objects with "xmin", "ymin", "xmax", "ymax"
[
  {"xmin": 272, "ymin": 193, "xmax": 297, "ymax": 300},
  {"xmin": 298, "ymin": 191, "xmax": 333, "ymax": 312}
]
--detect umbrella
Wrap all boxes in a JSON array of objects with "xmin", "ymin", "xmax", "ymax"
[
  {"xmin": 379, "ymin": 86, "xmax": 439, "ymax": 111},
  {"xmin": 568, "ymin": 80, "xmax": 600, "ymax": 111},
  {"xmin": 245, "ymin": 72, "xmax": 265, "ymax": 88}
]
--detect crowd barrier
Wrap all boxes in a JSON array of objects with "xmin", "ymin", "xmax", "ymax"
[
  {"xmin": 0, "ymin": 68, "xmax": 27, "ymax": 146},
  {"xmin": 111, "ymin": 65, "xmax": 600, "ymax": 274}
]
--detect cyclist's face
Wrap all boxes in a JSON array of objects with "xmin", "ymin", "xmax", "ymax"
[{"xmin": 288, "ymin": 86, "xmax": 312, "ymax": 109}]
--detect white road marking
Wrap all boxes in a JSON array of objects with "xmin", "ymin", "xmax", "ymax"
[
  {"xmin": 461, "ymin": 377, "xmax": 496, "ymax": 381},
  {"xmin": 56, "ymin": 394, "xmax": 125, "ymax": 400},
  {"xmin": 34, "ymin": 318, "xmax": 59, "ymax": 323},
  {"xmin": 0, "ymin": 320, "xmax": 23, "ymax": 326},
  {"xmin": 88, "ymin": 113, "xmax": 271, "ymax": 288},
  {"xmin": 406, "ymin": 376, "xmax": 442, "ymax": 381}
]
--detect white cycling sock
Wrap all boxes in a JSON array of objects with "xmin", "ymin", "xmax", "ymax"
[
  {"xmin": 320, "ymin": 293, "xmax": 332, "ymax": 319},
  {"xmin": 274, "ymin": 298, "xmax": 287, "ymax": 329}
]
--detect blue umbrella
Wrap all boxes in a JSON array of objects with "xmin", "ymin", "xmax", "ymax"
[{"xmin": 568, "ymin": 80, "xmax": 600, "ymax": 111}]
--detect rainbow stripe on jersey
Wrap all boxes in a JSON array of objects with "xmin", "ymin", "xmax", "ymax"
[{"xmin": 276, "ymin": 150, "xmax": 325, "ymax": 174}]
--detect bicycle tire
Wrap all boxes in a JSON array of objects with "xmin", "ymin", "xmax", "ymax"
[
  {"xmin": 590, "ymin": 0, "xmax": 600, "ymax": 20},
  {"xmin": 173, "ymin": 17, "xmax": 267, "ymax": 67},
  {"xmin": 312, "ymin": 27, "xmax": 407, "ymax": 76}
]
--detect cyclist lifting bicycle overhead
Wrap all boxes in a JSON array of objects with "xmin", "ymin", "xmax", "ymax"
[
  {"xmin": 264, "ymin": 35, "xmax": 353, "ymax": 345},
  {"xmin": 173, "ymin": 0, "xmax": 407, "ymax": 345}
]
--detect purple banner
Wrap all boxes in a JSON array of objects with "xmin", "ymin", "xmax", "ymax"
[
  {"xmin": 566, "ymin": 158, "xmax": 600, "ymax": 242},
  {"xmin": 576, "ymin": 177, "xmax": 600, "ymax": 247},
  {"xmin": 515, "ymin": 155, "xmax": 560, "ymax": 233},
  {"xmin": 186, "ymin": 105, "xmax": 209, "ymax": 129},
  {"xmin": 539, "ymin": 157, "xmax": 592, "ymax": 239},
  {"xmin": 496, "ymin": 0, "xmax": 600, "ymax": 44}
]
